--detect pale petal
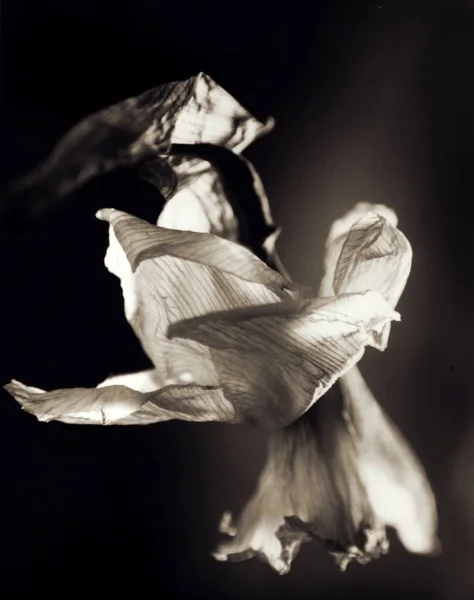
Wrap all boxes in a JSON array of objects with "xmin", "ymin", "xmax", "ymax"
[
  {"xmin": 97, "ymin": 208, "xmax": 292, "ymax": 292},
  {"xmin": 320, "ymin": 203, "xmax": 404, "ymax": 299},
  {"xmin": 169, "ymin": 291, "xmax": 400, "ymax": 428},
  {"xmin": 214, "ymin": 387, "xmax": 389, "ymax": 574},
  {"xmin": 339, "ymin": 366, "xmax": 439, "ymax": 555},
  {"xmin": 97, "ymin": 369, "xmax": 164, "ymax": 392},
  {"xmin": 320, "ymin": 206, "xmax": 412, "ymax": 350},
  {"xmin": 158, "ymin": 146, "xmax": 280, "ymax": 270},
  {"xmin": 157, "ymin": 168, "xmax": 238, "ymax": 239},
  {"xmin": 5, "ymin": 379, "xmax": 234, "ymax": 425},
  {"xmin": 333, "ymin": 212, "xmax": 412, "ymax": 310},
  {"xmin": 3, "ymin": 72, "xmax": 273, "ymax": 228},
  {"xmin": 98, "ymin": 208, "xmax": 290, "ymax": 392},
  {"xmin": 170, "ymin": 72, "xmax": 274, "ymax": 151}
]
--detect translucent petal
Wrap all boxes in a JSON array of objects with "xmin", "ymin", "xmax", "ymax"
[
  {"xmin": 339, "ymin": 366, "xmax": 439, "ymax": 555},
  {"xmin": 320, "ymin": 205, "xmax": 411, "ymax": 350},
  {"xmin": 169, "ymin": 291, "xmax": 400, "ymax": 428},
  {"xmin": 98, "ymin": 208, "xmax": 290, "ymax": 391},
  {"xmin": 320, "ymin": 203, "xmax": 406, "ymax": 299},
  {"xmin": 214, "ymin": 387, "xmax": 389, "ymax": 574},
  {"xmin": 332, "ymin": 213, "xmax": 412, "ymax": 310},
  {"xmin": 97, "ymin": 208, "xmax": 292, "ymax": 292},
  {"xmin": 157, "ymin": 169, "xmax": 237, "ymax": 238},
  {"xmin": 97, "ymin": 369, "xmax": 165, "ymax": 392},
  {"xmin": 158, "ymin": 147, "xmax": 279, "ymax": 265},
  {"xmin": 5, "ymin": 379, "xmax": 234, "ymax": 425},
  {"xmin": 169, "ymin": 72, "xmax": 274, "ymax": 151}
]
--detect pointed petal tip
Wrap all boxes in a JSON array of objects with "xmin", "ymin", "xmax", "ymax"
[
  {"xmin": 219, "ymin": 511, "xmax": 237, "ymax": 537},
  {"xmin": 95, "ymin": 208, "xmax": 114, "ymax": 222},
  {"xmin": 211, "ymin": 551, "xmax": 228, "ymax": 562},
  {"xmin": 262, "ymin": 115, "xmax": 276, "ymax": 133}
]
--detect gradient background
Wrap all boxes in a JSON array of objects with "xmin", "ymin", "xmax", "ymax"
[{"xmin": 1, "ymin": 1, "xmax": 473, "ymax": 598}]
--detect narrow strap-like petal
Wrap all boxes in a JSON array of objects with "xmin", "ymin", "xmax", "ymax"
[
  {"xmin": 339, "ymin": 366, "xmax": 439, "ymax": 555},
  {"xmin": 5, "ymin": 379, "xmax": 234, "ymax": 425}
]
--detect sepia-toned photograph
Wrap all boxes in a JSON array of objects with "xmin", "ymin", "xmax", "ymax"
[{"xmin": 1, "ymin": 2, "xmax": 472, "ymax": 598}]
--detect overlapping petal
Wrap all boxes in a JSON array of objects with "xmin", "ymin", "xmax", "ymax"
[
  {"xmin": 169, "ymin": 291, "xmax": 399, "ymax": 428},
  {"xmin": 158, "ymin": 146, "xmax": 281, "ymax": 270},
  {"xmin": 212, "ymin": 201, "xmax": 437, "ymax": 573},
  {"xmin": 5, "ymin": 208, "xmax": 293, "ymax": 425},
  {"xmin": 321, "ymin": 204, "xmax": 412, "ymax": 350},
  {"xmin": 97, "ymin": 208, "xmax": 291, "ymax": 390},
  {"xmin": 213, "ymin": 365, "xmax": 439, "ymax": 573}
]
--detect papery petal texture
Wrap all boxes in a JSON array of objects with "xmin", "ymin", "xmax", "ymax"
[
  {"xmin": 3, "ymin": 73, "xmax": 273, "ymax": 228},
  {"xmin": 5, "ymin": 206, "xmax": 292, "ymax": 426},
  {"xmin": 169, "ymin": 291, "xmax": 400, "ymax": 428},
  {"xmin": 97, "ymin": 208, "xmax": 291, "ymax": 394},
  {"xmin": 320, "ymin": 205, "xmax": 412, "ymax": 350},
  {"xmin": 5, "ymin": 379, "xmax": 233, "ymax": 425}
]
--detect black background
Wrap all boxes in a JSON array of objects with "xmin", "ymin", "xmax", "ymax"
[{"xmin": 1, "ymin": 1, "xmax": 473, "ymax": 598}]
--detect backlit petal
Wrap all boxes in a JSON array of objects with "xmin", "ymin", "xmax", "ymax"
[
  {"xmin": 339, "ymin": 366, "xmax": 439, "ymax": 555},
  {"xmin": 157, "ymin": 169, "xmax": 237, "ymax": 238},
  {"xmin": 98, "ymin": 208, "xmax": 290, "ymax": 391},
  {"xmin": 5, "ymin": 379, "xmax": 234, "ymax": 425},
  {"xmin": 97, "ymin": 369, "xmax": 165, "ymax": 392},
  {"xmin": 320, "ymin": 205, "xmax": 411, "ymax": 350},
  {"xmin": 214, "ymin": 386, "xmax": 389, "ymax": 574},
  {"xmin": 169, "ymin": 291, "xmax": 400, "ymax": 428}
]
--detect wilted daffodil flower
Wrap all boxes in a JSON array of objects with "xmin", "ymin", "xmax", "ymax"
[{"xmin": 4, "ymin": 73, "xmax": 438, "ymax": 575}]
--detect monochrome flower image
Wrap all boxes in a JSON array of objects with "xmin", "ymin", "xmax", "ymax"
[{"xmin": 4, "ymin": 74, "xmax": 438, "ymax": 576}]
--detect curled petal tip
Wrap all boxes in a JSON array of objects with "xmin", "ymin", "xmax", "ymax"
[
  {"xmin": 211, "ymin": 551, "xmax": 228, "ymax": 562},
  {"xmin": 219, "ymin": 511, "xmax": 237, "ymax": 537},
  {"xmin": 262, "ymin": 116, "xmax": 276, "ymax": 133},
  {"xmin": 95, "ymin": 208, "xmax": 114, "ymax": 222}
]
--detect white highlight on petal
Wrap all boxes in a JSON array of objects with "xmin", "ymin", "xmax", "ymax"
[
  {"xmin": 340, "ymin": 366, "xmax": 439, "ymax": 556},
  {"xmin": 171, "ymin": 73, "xmax": 274, "ymax": 152},
  {"xmin": 101, "ymin": 217, "xmax": 139, "ymax": 321},
  {"xmin": 158, "ymin": 187, "xmax": 214, "ymax": 234},
  {"xmin": 97, "ymin": 369, "xmax": 163, "ymax": 393}
]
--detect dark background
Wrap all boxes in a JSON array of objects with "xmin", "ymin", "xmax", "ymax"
[{"xmin": 1, "ymin": 1, "xmax": 473, "ymax": 598}]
